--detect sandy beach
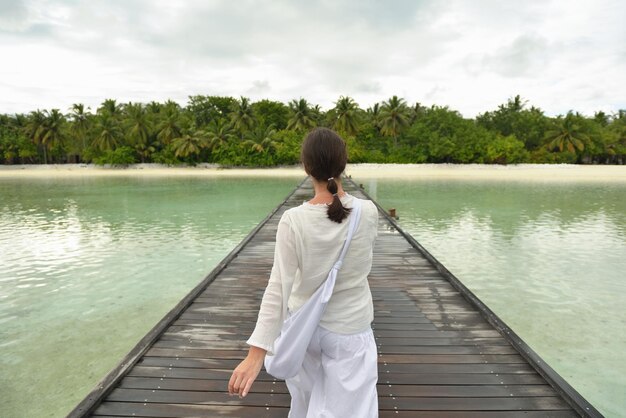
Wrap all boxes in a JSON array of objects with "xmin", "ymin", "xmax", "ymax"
[
  {"xmin": 347, "ymin": 163, "xmax": 626, "ymax": 183},
  {"xmin": 1, "ymin": 163, "xmax": 625, "ymax": 183}
]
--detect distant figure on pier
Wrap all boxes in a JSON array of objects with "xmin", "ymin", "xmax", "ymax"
[{"xmin": 229, "ymin": 127, "xmax": 380, "ymax": 417}]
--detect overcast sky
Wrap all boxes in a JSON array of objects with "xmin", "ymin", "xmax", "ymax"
[{"xmin": 1, "ymin": 0, "xmax": 624, "ymax": 117}]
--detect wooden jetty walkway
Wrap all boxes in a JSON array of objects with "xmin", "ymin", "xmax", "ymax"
[{"xmin": 69, "ymin": 176, "xmax": 602, "ymax": 417}]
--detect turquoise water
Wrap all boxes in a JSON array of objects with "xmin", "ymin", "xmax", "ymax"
[
  {"xmin": 0, "ymin": 174, "xmax": 624, "ymax": 417},
  {"xmin": 364, "ymin": 178, "xmax": 626, "ymax": 417},
  {"xmin": 0, "ymin": 175, "xmax": 301, "ymax": 418}
]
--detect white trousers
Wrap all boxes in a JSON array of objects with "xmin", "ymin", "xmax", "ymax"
[{"xmin": 284, "ymin": 325, "xmax": 379, "ymax": 418}]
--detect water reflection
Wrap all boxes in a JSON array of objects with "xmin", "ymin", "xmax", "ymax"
[{"xmin": 367, "ymin": 179, "xmax": 626, "ymax": 239}]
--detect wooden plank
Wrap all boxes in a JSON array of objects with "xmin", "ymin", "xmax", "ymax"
[
  {"xmin": 118, "ymin": 377, "xmax": 285, "ymax": 393},
  {"xmin": 126, "ymin": 366, "xmax": 549, "ymax": 385},
  {"xmin": 93, "ymin": 402, "xmax": 288, "ymax": 417},
  {"xmin": 378, "ymin": 412, "xmax": 579, "ymax": 418},
  {"xmin": 102, "ymin": 388, "xmax": 574, "ymax": 411},
  {"xmin": 378, "ymin": 396, "xmax": 571, "ymax": 411},
  {"xmin": 105, "ymin": 388, "xmax": 291, "ymax": 407},
  {"xmin": 145, "ymin": 345, "xmax": 517, "ymax": 357},
  {"xmin": 118, "ymin": 376, "xmax": 560, "ymax": 398}
]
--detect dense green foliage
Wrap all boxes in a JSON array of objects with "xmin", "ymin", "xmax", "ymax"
[{"xmin": 1, "ymin": 95, "xmax": 624, "ymax": 166}]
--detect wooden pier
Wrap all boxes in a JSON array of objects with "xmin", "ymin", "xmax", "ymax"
[{"xmin": 69, "ymin": 176, "xmax": 602, "ymax": 417}]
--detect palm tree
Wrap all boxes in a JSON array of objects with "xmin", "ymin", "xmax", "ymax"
[
  {"xmin": 380, "ymin": 96, "xmax": 410, "ymax": 147},
  {"xmin": 146, "ymin": 101, "xmax": 162, "ymax": 114},
  {"xmin": 134, "ymin": 140, "xmax": 157, "ymax": 163},
  {"xmin": 243, "ymin": 125, "xmax": 277, "ymax": 153},
  {"xmin": 366, "ymin": 103, "xmax": 382, "ymax": 132},
  {"xmin": 125, "ymin": 103, "xmax": 152, "ymax": 147},
  {"xmin": 206, "ymin": 119, "xmax": 235, "ymax": 153},
  {"xmin": 124, "ymin": 103, "xmax": 153, "ymax": 162},
  {"xmin": 332, "ymin": 96, "xmax": 360, "ymax": 136},
  {"xmin": 311, "ymin": 104, "xmax": 323, "ymax": 125},
  {"xmin": 68, "ymin": 104, "xmax": 91, "ymax": 156},
  {"xmin": 156, "ymin": 104, "xmax": 181, "ymax": 146},
  {"xmin": 594, "ymin": 111, "xmax": 609, "ymax": 127},
  {"xmin": 13, "ymin": 113, "xmax": 27, "ymax": 129},
  {"xmin": 24, "ymin": 110, "xmax": 47, "ymax": 163},
  {"xmin": 171, "ymin": 128, "xmax": 209, "ymax": 159},
  {"xmin": 544, "ymin": 112, "xmax": 589, "ymax": 153},
  {"xmin": 409, "ymin": 102, "xmax": 426, "ymax": 124},
  {"xmin": 98, "ymin": 99, "xmax": 122, "ymax": 118},
  {"xmin": 40, "ymin": 109, "xmax": 67, "ymax": 163},
  {"xmin": 230, "ymin": 96, "xmax": 255, "ymax": 139},
  {"xmin": 93, "ymin": 113, "xmax": 122, "ymax": 151},
  {"xmin": 287, "ymin": 99, "xmax": 316, "ymax": 132},
  {"xmin": 163, "ymin": 99, "xmax": 181, "ymax": 110}
]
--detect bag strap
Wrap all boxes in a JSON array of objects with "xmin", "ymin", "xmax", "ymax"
[
  {"xmin": 332, "ymin": 197, "xmax": 363, "ymax": 272},
  {"xmin": 318, "ymin": 198, "xmax": 362, "ymax": 303}
]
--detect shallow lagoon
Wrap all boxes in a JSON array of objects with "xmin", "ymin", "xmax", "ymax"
[{"xmin": 0, "ymin": 171, "xmax": 624, "ymax": 417}]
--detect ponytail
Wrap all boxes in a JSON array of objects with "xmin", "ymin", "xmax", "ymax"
[{"xmin": 326, "ymin": 176, "xmax": 352, "ymax": 223}]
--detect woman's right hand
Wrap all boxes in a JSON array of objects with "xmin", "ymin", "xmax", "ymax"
[{"xmin": 228, "ymin": 346, "xmax": 267, "ymax": 398}]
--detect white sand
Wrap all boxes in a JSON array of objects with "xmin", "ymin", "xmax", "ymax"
[
  {"xmin": 0, "ymin": 163, "xmax": 306, "ymax": 178},
  {"xmin": 1, "ymin": 163, "xmax": 625, "ymax": 183},
  {"xmin": 347, "ymin": 163, "xmax": 626, "ymax": 183}
]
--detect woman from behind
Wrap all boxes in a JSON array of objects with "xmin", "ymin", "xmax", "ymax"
[{"xmin": 229, "ymin": 127, "xmax": 379, "ymax": 417}]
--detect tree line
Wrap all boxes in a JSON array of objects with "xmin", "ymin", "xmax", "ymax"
[{"xmin": 0, "ymin": 95, "xmax": 624, "ymax": 166}]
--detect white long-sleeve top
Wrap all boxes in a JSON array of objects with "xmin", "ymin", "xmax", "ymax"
[{"xmin": 246, "ymin": 192, "xmax": 379, "ymax": 355}]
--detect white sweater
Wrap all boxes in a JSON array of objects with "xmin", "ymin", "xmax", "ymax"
[{"xmin": 246, "ymin": 193, "xmax": 379, "ymax": 355}]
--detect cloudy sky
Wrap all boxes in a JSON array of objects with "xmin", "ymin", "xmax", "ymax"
[{"xmin": 1, "ymin": 0, "xmax": 624, "ymax": 117}]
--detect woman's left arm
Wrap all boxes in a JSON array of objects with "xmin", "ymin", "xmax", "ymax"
[{"xmin": 228, "ymin": 212, "xmax": 298, "ymax": 397}]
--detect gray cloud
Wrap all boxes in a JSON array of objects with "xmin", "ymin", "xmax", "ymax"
[
  {"xmin": 290, "ymin": 0, "xmax": 432, "ymax": 31},
  {"xmin": 0, "ymin": 0, "xmax": 624, "ymax": 116},
  {"xmin": 480, "ymin": 34, "xmax": 550, "ymax": 78},
  {"xmin": 354, "ymin": 81, "xmax": 382, "ymax": 94},
  {"xmin": 0, "ymin": 0, "xmax": 29, "ymax": 31},
  {"xmin": 247, "ymin": 80, "xmax": 270, "ymax": 95}
]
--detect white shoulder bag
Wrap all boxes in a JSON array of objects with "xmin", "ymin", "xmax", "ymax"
[{"xmin": 264, "ymin": 198, "xmax": 363, "ymax": 380}]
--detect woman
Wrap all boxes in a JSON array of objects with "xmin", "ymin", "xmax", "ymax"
[{"xmin": 228, "ymin": 127, "xmax": 379, "ymax": 417}]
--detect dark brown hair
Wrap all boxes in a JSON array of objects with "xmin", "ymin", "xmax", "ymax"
[{"xmin": 300, "ymin": 127, "xmax": 352, "ymax": 223}]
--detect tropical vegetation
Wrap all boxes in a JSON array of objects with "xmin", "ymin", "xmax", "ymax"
[{"xmin": 1, "ymin": 95, "xmax": 624, "ymax": 166}]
